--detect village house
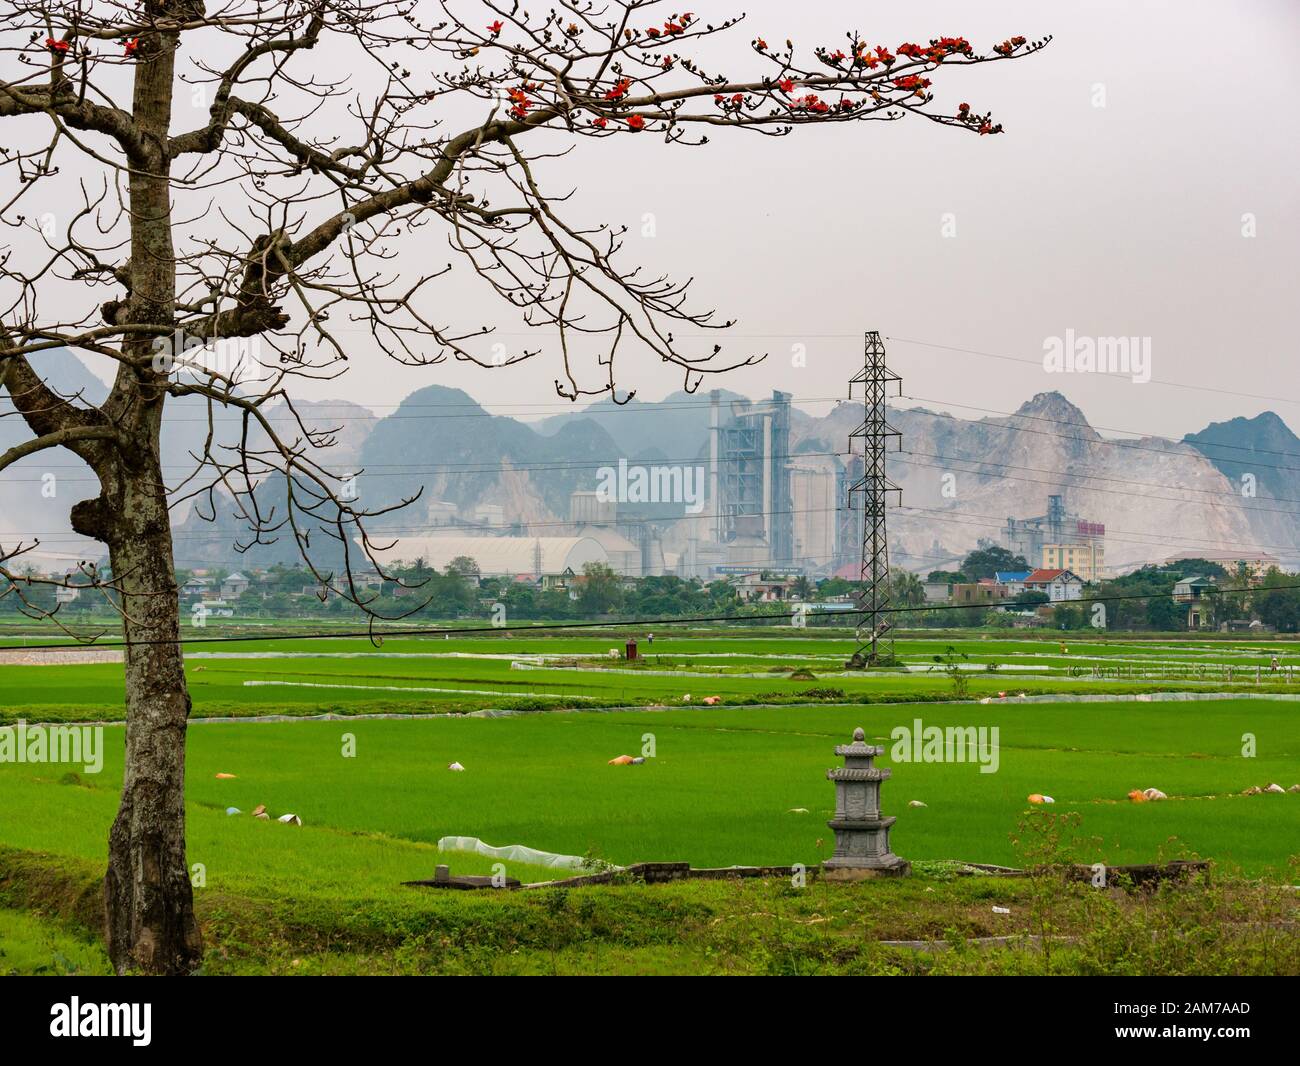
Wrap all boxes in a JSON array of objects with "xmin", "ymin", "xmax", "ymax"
[
  {"xmin": 1024, "ymin": 568, "xmax": 1085, "ymax": 602},
  {"xmin": 730, "ymin": 571, "xmax": 799, "ymax": 603},
  {"xmin": 949, "ymin": 581, "xmax": 1011, "ymax": 605},
  {"xmin": 1172, "ymin": 575, "xmax": 1216, "ymax": 630},
  {"xmin": 180, "ymin": 576, "xmax": 211, "ymax": 600},
  {"xmin": 220, "ymin": 572, "xmax": 250, "ymax": 599},
  {"xmin": 922, "ymin": 580, "xmax": 952, "ymax": 604},
  {"xmin": 993, "ymin": 569, "xmax": 1033, "ymax": 595}
]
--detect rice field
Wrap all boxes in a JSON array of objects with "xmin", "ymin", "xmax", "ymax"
[{"xmin": 2, "ymin": 626, "xmax": 1299, "ymax": 974}]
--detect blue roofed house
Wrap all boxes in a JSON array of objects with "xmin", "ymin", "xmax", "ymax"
[{"xmin": 994, "ymin": 570, "xmax": 1034, "ymax": 596}]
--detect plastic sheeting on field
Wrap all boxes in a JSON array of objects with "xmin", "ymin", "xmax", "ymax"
[{"xmin": 437, "ymin": 836, "xmax": 619, "ymax": 871}]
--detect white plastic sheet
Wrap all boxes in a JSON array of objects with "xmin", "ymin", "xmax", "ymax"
[{"xmin": 437, "ymin": 836, "xmax": 618, "ymax": 871}]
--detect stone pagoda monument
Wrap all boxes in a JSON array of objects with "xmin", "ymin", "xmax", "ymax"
[{"xmin": 822, "ymin": 727, "xmax": 910, "ymax": 880}]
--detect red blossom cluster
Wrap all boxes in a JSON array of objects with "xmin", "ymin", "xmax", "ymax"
[
  {"xmin": 486, "ymin": 20, "xmax": 503, "ymax": 35},
  {"xmin": 506, "ymin": 86, "xmax": 530, "ymax": 121},
  {"xmin": 123, "ymin": 37, "xmax": 139, "ymax": 57},
  {"xmin": 790, "ymin": 92, "xmax": 831, "ymax": 115},
  {"xmin": 604, "ymin": 77, "xmax": 632, "ymax": 101},
  {"xmin": 993, "ymin": 36, "xmax": 1028, "ymax": 56},
  {"xmin": 893, "ymin": 74, "xmax": 931, "ymax": 91},
  {"xmin": 645, "ymin": 13, "xmax": 692, "ymax": 39},
  {"xmin": 713, "ymin": 91, "xmax": 746, "ymax": 110},
  {"xmin": 897, "ymin": 37, "xmax": 972, "ymax": 63},
  {"xmin": 626, "ymin": 114, "xmax": 646, "ymax": 131},
  {"xmin": 45, "ymin": 36, "xmax": 69, "ymax": 53},
  {"xmin": 777, "ymin": 77, "xmax": 796, "ymax": 94}
]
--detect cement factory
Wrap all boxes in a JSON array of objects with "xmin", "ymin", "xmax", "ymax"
[
  {"xmin": 387, "ymin": 392, "xmax": 1107, "ymax": 584},
  {"xmin": 386, "ymin": 391, "xmax": 864, "ymax": 581}
]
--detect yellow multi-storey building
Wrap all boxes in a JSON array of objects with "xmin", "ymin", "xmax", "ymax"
[{"xmin": 1042, "ymin": 542, "xmax": 1104, "ymax": 583}]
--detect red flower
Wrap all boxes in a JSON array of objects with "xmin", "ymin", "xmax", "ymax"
[
  {"xmin": 604, "ymin": 77, "xmax": 632, "ymax": 101},
  {"xmin": 507, "ymin": 86, "xmax": 531, "ymax": 120},
  {"xmin": 626, "ymin": 114, "xmax": 646, "ymax": 131},
  {"xmin": 646, "ymin": 27, "xmax": 661, "ymax": 38},
  {"xmin": 487, "ymin": 21, "xmax": 503, "ymax": 34},
  {"xmin": 593, "ymin": 117, "xmax": 608, "ymax": 128},
  {"xmin": 45, "ymin": 37, "xmax": 70, "ymax": 53},
  {"xmin": 777, "ymin": 78, "xmax": 795, "ymax": 94},
  {"xmin": 663, "ymin": 22, "xmax": 684, "ymax": 35},
  {"xmin": 731, "ymin": 93, "xmax": 743, "ymax": 104},
  {"xmin": 756, "ymin": 38, "xmax": 767, "ymax": 50},
  {"xmin": 958, "ymin": 102, "xmax": 970, "ymax": 112},
  {"xmin": 793, "ymin": 93, "xmax": 830, "ymax": 115},
  {"xmin": 123, "ymin": 37, "xmax": 139, "ymax": 56}
]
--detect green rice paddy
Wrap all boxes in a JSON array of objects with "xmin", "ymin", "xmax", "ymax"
[{"xmin": 2, "ymin": 626, "xmax": 1298, "ymax": 974}]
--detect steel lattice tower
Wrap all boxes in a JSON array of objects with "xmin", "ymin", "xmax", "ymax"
[{"xmin": 846, "ymin": 332, "xmax": 901, "ymax": 668}]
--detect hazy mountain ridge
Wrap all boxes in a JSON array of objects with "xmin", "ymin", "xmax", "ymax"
[
  {"xmin": 880, "ymin": 393, "xmax": 1268, "ymax": 571},
  {"xmin": 5, "ymin": 353, "xmax": 1297, "ymax": 572}
]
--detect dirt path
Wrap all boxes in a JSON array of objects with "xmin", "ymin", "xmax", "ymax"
[{"xmin": 0, "ymin": 649, "xmax": 123, "ymax": 666}]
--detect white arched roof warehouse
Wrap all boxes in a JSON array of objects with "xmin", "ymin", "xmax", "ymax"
[{"xmin": 362, "ymin": 536, "xmax": 610, "ymax": 577}]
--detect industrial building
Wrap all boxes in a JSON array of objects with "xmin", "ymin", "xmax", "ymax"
[
  {"xmin": 398, "ymin": 390, "xmax": 857, "ymax": 583},
  {"xmin": 1004, "ymin": 495, "xmax": 1106, "ymax": 578},
  {"xmin": 789, "ymin": 454, "xmax": 840, "ymax": 570},
  {"xmin": 1163, "ymin": 550, "xmax": 1281, "ymax": 579},
  {"xmin": 366, "ymin": 535, "xmax": 610, "ymax": 580},
  {"xmin": 709, "ymin": 390, "xmax": 795, "ymax": 569}
]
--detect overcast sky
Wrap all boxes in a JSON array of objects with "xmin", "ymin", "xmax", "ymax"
[
  {"xmin": 357, "ymin": 0, "xmax": 1300, "ymax": 437},
  {"xmin": 14, "ymin": 0, "xmax": 1300, "ymax": 439}
]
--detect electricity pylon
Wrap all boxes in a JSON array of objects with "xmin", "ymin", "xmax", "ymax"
[{"xmin": 846, "ymin": 331, "xmax": 901, "ymax": 668}]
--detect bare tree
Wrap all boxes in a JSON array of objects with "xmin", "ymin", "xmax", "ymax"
[{"xmin": 0, "ymin": 0, "xmax": 1046, "ymax": 974}]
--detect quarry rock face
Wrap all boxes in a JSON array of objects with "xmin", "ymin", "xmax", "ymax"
[
  {"xmin": 5, "ymin": 353, "xmax": 1296, "ymax": 571},
  {"xmin": 886, "ymin": 393, "xmax": 1259, "ymax": 570},
  {"xmin": 793, "ymin": 390, "xmax": 1282, "ymax": 570}
]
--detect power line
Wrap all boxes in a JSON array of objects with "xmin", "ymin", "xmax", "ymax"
[
  {"xmin": 900, "ymin": 394, "xmax": 1300, "ymax": 476},
  {"xmin": 14, "ymin": 493, "xmax": 1300, "ymax": 560},
  {"xmin": 0, "ymin": 448, "xmax": 850, "ymax": 479},
  {"xmin": 5, "ymin": 581, "xmax": 1297, "ymax": 654},
  {"xmin": 899, "ymin": 449, "xmax": 1300, "ymax": 512},
  {"xmin": 888, "ymin": 336, "xmax": 1300, "ymax": 408}
]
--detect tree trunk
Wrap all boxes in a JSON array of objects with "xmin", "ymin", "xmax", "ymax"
[
  {"xmin": 101, "ymin": 452, "xmax": 203, "ymax": 975},
  {"xmin": 99, "ymin": 8, "xmax": 199, "ymax": 974}
]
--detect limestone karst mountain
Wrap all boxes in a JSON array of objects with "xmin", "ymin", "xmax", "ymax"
[
  {"xmin": 876, "ymin": 392, "xmax": 1271, "ymax": 572},
  {"xmin": 6, "ymin": 355, "xmax": 1297, "ymax": 573}
]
